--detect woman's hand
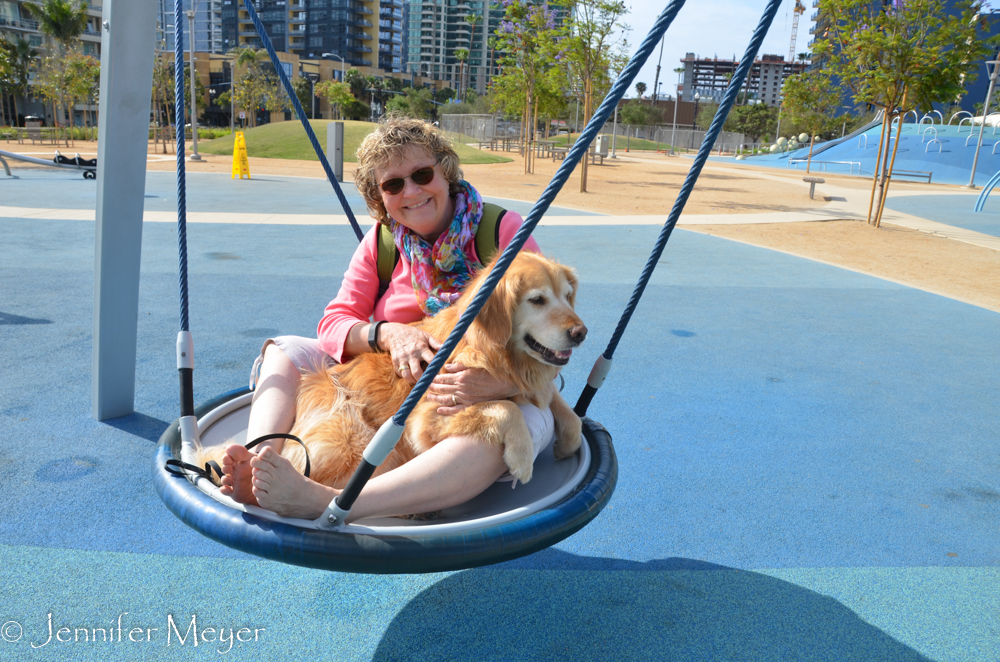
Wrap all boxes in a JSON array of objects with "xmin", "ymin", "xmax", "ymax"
[
  {"xmin": 379, "ymin": 323, "xmax": 442, "ymax": 384},
  {"xmin": 427, "ymin": 363, "xmax": 520, "ymax": 415}
]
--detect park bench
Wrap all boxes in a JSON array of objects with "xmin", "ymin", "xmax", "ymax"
[
  {"xmin": 891, "ymin": 169, "xmax": 932, "ymax": 183},
  {"xmin": 803, "ymin": 176, "xmax": 825, "ymax": 199},
  {"xmin": 551, "ymin": 147, "xmax": 569, "ymax": 161}
]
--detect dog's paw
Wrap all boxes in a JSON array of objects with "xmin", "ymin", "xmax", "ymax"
[
  {"xmin": 503, "ymin": 438, "xmax": 535, "ymax": 484},
  {"xmin": 553, "ymin": 415, "xmax": 582, "ymax": 459}
]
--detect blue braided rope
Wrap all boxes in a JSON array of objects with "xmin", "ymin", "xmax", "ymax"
[
  {"xmin": 240, "ymin": 0, "xmax": 364, "ymax": 241},
  {"xmin": 175, "ymin": 0, "xmax": 189, "ymax": 333},
  {"xmin": 599, "ymin": 0, "xmax": 783, "ymax": 362},
  {"xmin": 390, "ymin": 0, "xmax": 688, "ymax": 426}
]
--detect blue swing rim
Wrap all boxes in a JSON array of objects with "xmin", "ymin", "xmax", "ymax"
[{"xmin": 153, "ymin": 387, "xmax": 617, "ymax": 574}]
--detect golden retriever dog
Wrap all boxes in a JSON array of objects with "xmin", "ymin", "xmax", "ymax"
[{"xmin": 200, "ymin": 251, "xmax": 586, "ymax": 494}]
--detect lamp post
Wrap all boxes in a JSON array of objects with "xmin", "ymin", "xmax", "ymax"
[
  {"xmin": 689, "ymin": 92, "xmax": 700, "ymax": 150},
  {"xmin": 304, "ymin": 71, "xmax": 319, "ymax": 119},
  {"xmin": 669, "ymin": 69, "xmax": 681, "ymax": 155},
  {"xmin": 611, "ymin": 104, "xmax": 619, "ymax": 158},
  {"xmin": 967, "ymin": 59, "xmax": 1000, "ymax": 189},
  {"xmin": 322, "ymin": 52, "xmax": 346, "ymax": 81},
  {"xmin": 186, "ymin": 9, "xmax": 201, "ymax": 160}
]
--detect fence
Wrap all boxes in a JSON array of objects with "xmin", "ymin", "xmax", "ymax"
[
  {"xmin": 439, "ymin": 114, "xmax": 496, "ymax": 143},
  {"xmin": 595, "ymin": 121, "xmax": 746, "ymax": 154}
]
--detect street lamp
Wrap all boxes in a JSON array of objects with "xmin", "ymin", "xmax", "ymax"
[
  {"xmin": 186, "ymin": 9, "xmax": 201, "ymax": 160},
  {"xmin": 322, "ymin": 52, "xmax": 346, "ymax": 81},
  {"xmin": 669, "ymin": 69, "xmax": 682, "ymax": 155},
  {"xmin": 689, "ymin": 92, "xmax": 700, "ymax": 150},
  {"xmin": 304, "ymin": 71, "xmax": 319, "ymax": 119}
]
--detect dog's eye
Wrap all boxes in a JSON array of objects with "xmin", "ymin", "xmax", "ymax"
[{"xmin": 528, "ymin": 295, "xmax": 546, "ymax": 306}]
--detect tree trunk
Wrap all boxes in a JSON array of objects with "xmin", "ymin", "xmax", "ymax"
[
  {"xmin": 873, "ymin": 113, "xmax": 895, "ymax": 225},
  {"xmin": 806, "ymin": 134, "xmax": 815, "ymax": 173},
  {"xmin": 875, "ymin": 91, "xmax": 908, "ymax": 228},
  {"xmin": 866, "ymin": 108, "xmax": 889, "ymax": 224}
]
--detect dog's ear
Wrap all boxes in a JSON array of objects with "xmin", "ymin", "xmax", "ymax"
[
  {"xmin": 561, "ymin": 264, "xmax": 579, "ymax": 306},
  {"xmin": 468, "ymin": 267, "xmax": 518, "ymax": 350}
]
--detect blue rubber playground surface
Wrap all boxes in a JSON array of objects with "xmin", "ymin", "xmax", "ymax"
[
  {"xmin": 740, "ymin": 123, "xmax": 1000, "ymax": 187},
  {"xmin": 2, "ymin": 169, "xmax": 999, "ymax": 660}
]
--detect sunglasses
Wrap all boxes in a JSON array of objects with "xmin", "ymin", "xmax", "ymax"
[{"xmin": 379, "ymin": 166, "xmax": 436, "ymax": 195}]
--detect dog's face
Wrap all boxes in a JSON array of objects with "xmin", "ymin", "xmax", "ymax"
[{"xmin": 472, "ymin": 252, "xmax": 587, "ymax": 367}]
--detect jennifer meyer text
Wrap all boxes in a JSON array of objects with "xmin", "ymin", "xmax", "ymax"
[{"xmin": 1, "ymin": 612, "xmax": 265, "ymax": 654}]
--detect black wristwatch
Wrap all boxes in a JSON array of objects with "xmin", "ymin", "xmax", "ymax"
[{"xmin": 368, "ymin": 320, "xmax": 385, "ymax": 352}]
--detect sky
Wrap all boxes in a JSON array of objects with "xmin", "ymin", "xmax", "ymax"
[{"xmin": 620, "ymin": 0, "xmax": 812, "ymax": 99}]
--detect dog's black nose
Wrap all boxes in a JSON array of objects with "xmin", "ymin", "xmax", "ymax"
[{"xmin": 568, "ymin": 324, "xmax": 588, "ymax": 345}]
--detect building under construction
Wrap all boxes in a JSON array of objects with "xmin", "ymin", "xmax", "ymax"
[{"xmin": 679, "ymin": 53, "xmax": 808, "ymax": 108}]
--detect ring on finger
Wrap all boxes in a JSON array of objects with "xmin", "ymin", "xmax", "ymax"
[
  {"xmin": 452, "ymin": 394, "xmax": 458, "ymax": 406},
  {"xmin": 398, "ymin": 364, "xmax": 409, "ymax": 373}
]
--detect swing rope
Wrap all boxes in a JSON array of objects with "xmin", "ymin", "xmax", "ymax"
[
  {"xmin": 175, "ymin": 0, "xmax": 194, "ymax": 420},
  {"xmin": 573, "ymin": 0, "xmax": 783, "ymax": 418},
  {"xmin": 328, "ymin": 0, "xmax": 690, "ymax": 520},
  {"xmin": 239, "ymin": 0, "xmax": 365, "ymax": 242}
]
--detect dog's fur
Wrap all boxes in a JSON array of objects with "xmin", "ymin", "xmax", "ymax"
[{"xmin": 204, "ymin": 252, "xmax": 587, "ymax": 491}]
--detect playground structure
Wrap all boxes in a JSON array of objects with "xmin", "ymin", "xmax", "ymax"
[{"xmin": 0, "ymin": 148, "xmax": 97, "ymax": 178}]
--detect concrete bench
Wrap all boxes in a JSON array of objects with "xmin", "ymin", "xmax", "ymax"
[{"xmin": 803, "ymin": 176, "xmax": 825, "ymax": 199}]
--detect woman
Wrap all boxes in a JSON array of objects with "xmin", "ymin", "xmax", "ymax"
[{"xmin": 219, "ymin": 117, "xmax": 549, "ymax": 521}]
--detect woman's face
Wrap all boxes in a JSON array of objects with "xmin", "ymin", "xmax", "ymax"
[{"xmin": 376, "ymin": 145, "xmax": 454, "ymax": 243}]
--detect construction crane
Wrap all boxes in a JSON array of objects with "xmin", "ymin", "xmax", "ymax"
[{"xmin": 788, "ymin": 0, "xmax": 806, "ymax": 63}]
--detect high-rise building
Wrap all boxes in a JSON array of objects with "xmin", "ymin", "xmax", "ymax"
[
  {"xmin": 0, "ymin": 0, "xmax": 102, "ymax": 57},
  {"xmin": 0, "ymin": 0, "xmax": 103, "ymax": 125},
  {"xmin": 157, "ymin": 0, "xmax": 223, "ymax": 53},
  {"xmin": 407, "ymin": 0, "xmax": 496, "ymax": 94},
  {"xmin": 378, "ymin": 0, "xmax": 405, "ymax": 72},
  {"xmin": 680, "ymin": 52, "xmax": 807, "ymax": 108}
]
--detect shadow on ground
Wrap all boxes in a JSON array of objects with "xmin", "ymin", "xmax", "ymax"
[
  {"xmin": 103, "ymin": 412, "xmax": 170, "ymax": 443},
  {"xmin": 371, "ymin": 550, "xmax": 929, "ymax": 662}
]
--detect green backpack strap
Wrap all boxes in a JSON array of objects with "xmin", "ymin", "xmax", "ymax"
[
  {"xmin": 376, "ymin": 223, "xmax": 399, "ymax": 302},
  {"xmin": 374, "ymin": 203, "xmax": 507, "ymax": 302},
  {"xmin": 475, "ymin": 202, "xmax": 507, "ymax": 266}
]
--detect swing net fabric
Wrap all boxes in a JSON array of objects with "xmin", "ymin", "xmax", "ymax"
[{"xmin": 153, "ymin": 0, "xmax": 783, "ymax": 573}]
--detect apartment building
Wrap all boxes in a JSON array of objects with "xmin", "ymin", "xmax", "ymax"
[
  {"xmin": 406, "ymin": 0, "xmax": 497, "ymax": 95},
  {"xmin": 680, "ymin": 52, "xmax": 807, "ymax": 108},
  {"xmin": 0, "ymin": 0, "xmax": 103, "ymax": 125},
  {"xmin": 156, "ymin": 0, "xmax": 223, "ymax": 54}
]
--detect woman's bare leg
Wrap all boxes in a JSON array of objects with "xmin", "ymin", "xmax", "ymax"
[
  {"xmin": 250, "ymin": 435, "xmax": 507, "ymax": 521},
  {"xmin": 220, "ymin": 342, "xmax": 300, "ymax": 504}
]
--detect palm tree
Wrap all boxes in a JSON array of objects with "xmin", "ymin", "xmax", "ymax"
[
  {"xmin": 33, "ymin": 0, "xmax": 89, "ymax": 55},
  {"xmin": 635, "ymin": 81, "xmax": 647, "ymax": 100},
  {"xmin": 31, "ymin": 0, "xmax": 88, "ymax": 126},
  {"xmin": 454, "ymin": 48, "xmax": 469, "ymax": 102},
  {"xmin": 9, "ymin": 37, "xmax": 39, "ymax": 127},
  {"xmin": 464, "ymin": 12, "xmax": 481, "ymax": 98}
]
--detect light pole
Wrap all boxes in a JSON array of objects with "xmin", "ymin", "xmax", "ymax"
[
  {"xmin": 669, "ymin": 68, "xmax": 682, "ymax": 154},
  {"xmin": 322, "ymin": 52, "xmax": 346, "ymax": 81},
  {"xmin": 186, "ymin": 9, "xmax": 201, "ymax": 160},
  {"xmin": 611, "ymin": 104, "xmax": 619, "ymax": 158},
  {"xmin": 967, "ymin": 59, "xmax": 999, "ymax": 189},
  {"xmin": 305, "ymin": 72, "xmax": 319, "ymax": 119},
  {"xmin": 689, "ymin": 92, "xmax": 700, "ymax": 150}
]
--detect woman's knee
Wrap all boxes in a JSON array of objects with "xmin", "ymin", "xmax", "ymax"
[{"xmin": 262, "ymin": 342, "xmax": 300, "ymax": 380}]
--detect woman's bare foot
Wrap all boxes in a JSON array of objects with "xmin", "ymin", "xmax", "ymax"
[
  {"xmin": 219, "ymin": 444, "xmax": 257, "ymax": 505},
  {"xmin": 250, "ymin": 447, "xmax": 337, "ymax": 519}
]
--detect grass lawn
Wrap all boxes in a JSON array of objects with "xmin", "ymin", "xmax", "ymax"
[{"xmin": 199, "ymin": 119, "xmax": 512, "ymax": 164}]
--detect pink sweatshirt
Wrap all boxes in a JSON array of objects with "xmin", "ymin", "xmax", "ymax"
[{"xmin": 317, "ymin": 211, "xmax": 541, "ymax": 363}]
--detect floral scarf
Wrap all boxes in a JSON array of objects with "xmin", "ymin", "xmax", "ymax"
[{"xmin": 389, "ymin": 180, "xmax": 486, "ymax": 316}]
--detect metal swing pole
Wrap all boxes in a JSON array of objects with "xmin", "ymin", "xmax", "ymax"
[
  {"xmin": 240, "ymin": 0, "xmax": 365, "ymax": 241},
  {"xmin": 320, "ymin": 0, "xmax": 692, "ymax": 527},
  {"xmin": 573, "ymin": 0, "xmax": 784, "ymax": 418}
]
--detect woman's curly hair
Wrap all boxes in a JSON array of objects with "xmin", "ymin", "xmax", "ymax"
[{"xmin": 354, "ymin": 116, "xmax": 464, "ymax": 224}]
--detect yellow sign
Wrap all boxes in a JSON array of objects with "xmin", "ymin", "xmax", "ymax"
[{"xmin": 231, "ymin": 131, "xmax": 250, "ymax": 179}]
